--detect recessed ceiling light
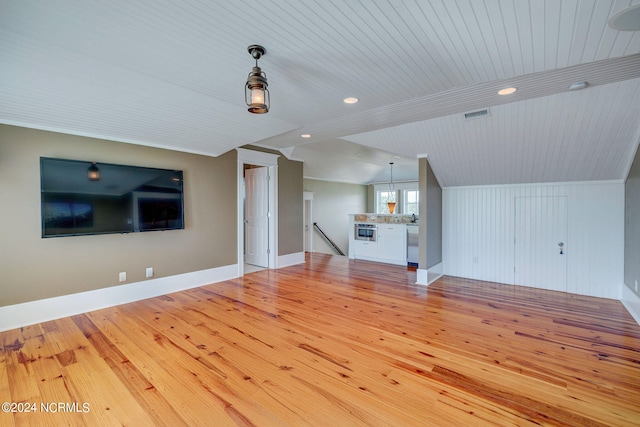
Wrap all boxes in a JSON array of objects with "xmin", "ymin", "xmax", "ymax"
[
  {"xmin": 568, "ymin": 81, "xmax": 588, "ymax": 91},
  {"xmin": 498, "ymin": 87, "xmax": 517, "ymax": 95},
  {"xmin": 343, "ymin": 97, "xmax": 359, "ymax": 104},
  {"xmin": 300, "ymin": 134, "xmax": 311, "ymax": 138},
  {"xmin": 608, "ymin": 4, "xmax": 640, "ymax": 31}
]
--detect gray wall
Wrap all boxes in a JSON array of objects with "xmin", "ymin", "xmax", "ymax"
[
  {"xmin": 279, "ymin": 157, "xmax": 304, "ymax": 255},
  {"xmin": 418, "ymin": 157, "xmax": 442, "ymax": 269},
  {"xmin": 0, "ymin": 124, "xmax": 237, "ymax": 306},
  {"xmin": 625, "ymin": 145, "xmax": 640, "ymax": 298},
  {"xmin": 304, "ymin": 179, "xmax": 367, "ymax": 255},
  {"xmin": 241, "ymin": 145, "xmax": 304, "ymax": 257},
  {"xmin": 426, "ymin": 158, "xmax": 443, "ymax": 268}
]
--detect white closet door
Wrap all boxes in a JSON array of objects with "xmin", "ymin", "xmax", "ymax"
[
  {"xmin": 515, "ymin": 196, "xmax": 568, "ymax": 291},
  {"xmin": 245, "ymin": 167, "xmax": 269, "ymax": 267}
]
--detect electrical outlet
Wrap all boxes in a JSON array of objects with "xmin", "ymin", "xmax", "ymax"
[
  {"xmin": 146, "ymin": 267, "xmax": 154, "ymax": 278},
  {"xmin": 119, "ymin": 272, "xmax": 126, "ymax": 282}
]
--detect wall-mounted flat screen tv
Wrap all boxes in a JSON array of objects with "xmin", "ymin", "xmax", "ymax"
[{"xmin": 40, "ymin": 157, "xmax": 184, "ymax": 237}]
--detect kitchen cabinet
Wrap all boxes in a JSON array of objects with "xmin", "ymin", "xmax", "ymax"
[
  {"xmin": 348, "ymin": 215, "xmax": 411, "ymax": 266},
  {"xmin": 353, "ymin": 240, "xmax": 378, "ymax": 258},
  {"xmin": 376, "ymin": 224, "xmax": 406, "ymax": 264}
]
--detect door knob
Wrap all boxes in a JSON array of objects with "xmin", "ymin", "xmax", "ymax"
[{"xmin": 558, "ymin": 242, "xmax": 564, "ymax": 255}]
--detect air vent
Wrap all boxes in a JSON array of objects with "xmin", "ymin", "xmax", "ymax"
[{"xmin": 464, "ymin": 108, "xmax": 489, "ymax": 120}]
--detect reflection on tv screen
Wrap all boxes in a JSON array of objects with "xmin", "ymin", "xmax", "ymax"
[{"xmin": 43, "ymin": 201, "xmax": 93, "ymax": 229}]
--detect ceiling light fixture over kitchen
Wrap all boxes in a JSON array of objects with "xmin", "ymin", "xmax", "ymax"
[
  {"xmin": 387, "ymin": 162, "xmax": 396, "ymax": 214},
  {"xmin": 343, "ymin": 97, "xmax": 359, "ymax": 104},
  {"xmin": 245, "ymin": 45, "xmax": 270, "ymax": 114}
]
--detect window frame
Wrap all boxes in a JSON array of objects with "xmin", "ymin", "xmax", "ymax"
[
  {"xmin": 403, "ymin": 189, "xmax": 419, "ymax": 215},
  {"xmin": 373, "ymin": 182, "xmax": 418, "ymax": 215}
]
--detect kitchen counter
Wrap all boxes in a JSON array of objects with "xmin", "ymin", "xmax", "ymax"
[
  {"xmin": 350, "ymin": 213, "xmax": 418, "ymax": 224},
  {"xmin": 348, "ymin": 214, "xmax": 417, "ymax": 266}
]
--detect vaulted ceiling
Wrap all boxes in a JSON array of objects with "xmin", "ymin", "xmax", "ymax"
[{"xmin": 1, "ymin": 0, "xmax": 639, "ymax": 187}]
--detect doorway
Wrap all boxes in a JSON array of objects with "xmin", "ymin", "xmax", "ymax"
[
  {"xmin": 303, "ymin": 192, "xmax": 314, "ymax": 253},
  {"xmin": 245, "ymin": 166, "xmax": 269, "ymax": 269},
  {"xmin": 514, "ymin": 196, "xmax": 568, "ymax": 292},
  {"xmin": 236, "ymin": 148, "xmax": 279, "ymax": 276}
]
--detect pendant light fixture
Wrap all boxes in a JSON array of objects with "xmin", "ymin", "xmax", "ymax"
[
  {"xmin": 87, "ymin": 162, "xmax": 101, "ymax": 181},
  {"xmin": 387, "ymin": 162, "xmax": 396, "ymax": 214},
  {"xmin": 245, "ymin": 45, "xmax": 270, "ymax": 114}
]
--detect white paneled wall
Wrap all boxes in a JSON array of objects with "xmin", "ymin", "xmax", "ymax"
[{"xmin": 443, "ymin": 181, "xmax": 624, "ymax": 299}]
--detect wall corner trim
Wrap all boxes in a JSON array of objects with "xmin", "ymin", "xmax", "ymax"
[
  {"xmin": 416, "ymin": 262, "xmax": 443, "ymax": 286},
  {"xmin": 0, "ymin": 264, "xmax": 239, "ymax": 332},
  {"xmin": 621, "ymin": 284, "xmax": 640, "ymax": 326}
]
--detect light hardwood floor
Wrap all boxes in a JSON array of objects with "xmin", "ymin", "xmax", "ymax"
[{"xmin": 1, "ymin": 253, "xmax": 639, "ymax": 426}]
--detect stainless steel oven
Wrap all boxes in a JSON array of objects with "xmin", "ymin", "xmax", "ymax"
[{"xmin": 354, "ymin": 223, "xmax": 377, "ymax": 241}]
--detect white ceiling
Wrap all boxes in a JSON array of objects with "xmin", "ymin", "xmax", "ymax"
[{"xmin": 1, "ymin": 0, "xmax": 639, "ymax": 187}]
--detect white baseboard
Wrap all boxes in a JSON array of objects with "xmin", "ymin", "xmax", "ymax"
[
  {"xmin": 416, "ymin": 262, "xmax": 443, "ymax": 286},
  {"xmin": 621, "ymin": 284, "xmax": 640, "ymax": 326},
  {"xmin": 278, "ymin": 252, "xmax": 305, "ymax": 268},
  {"xmin": 0, "ymin": 264, "xmax": 239, "ymax": 332}
]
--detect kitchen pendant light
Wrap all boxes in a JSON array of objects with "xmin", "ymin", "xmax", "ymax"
[
  {"xmin": 245, "ymin": 45, "xmax": 270, "ymax": 114},
  {"xmin": 387, "ymin": 162, "xmax": 396, "ymax": 214},
  {"xmin": 87, "ymin": 162, "xmax": 100, "ymax": 181}
]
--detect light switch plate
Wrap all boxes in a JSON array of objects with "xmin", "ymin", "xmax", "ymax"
[{"xmin": 119, "ymin": 272, "xmax": 126, "ymax": 282}]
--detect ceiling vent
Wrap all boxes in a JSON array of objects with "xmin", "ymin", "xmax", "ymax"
[{"xmin": 464, "ymin": 108, "xmax": 490, "ymax": 120}]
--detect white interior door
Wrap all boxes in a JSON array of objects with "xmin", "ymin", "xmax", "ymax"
[
  {"xmin": 245, "ymin": 167, "xmax": 269, "ymax": 267},
  {"xmin": 515, "ymin": 196, "xmax": 568, "ymax": 291}
]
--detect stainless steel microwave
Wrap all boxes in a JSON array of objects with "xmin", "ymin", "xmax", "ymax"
[{"xmin": 354, "ymin": 223, "xmax": 377, "ymax": 241}]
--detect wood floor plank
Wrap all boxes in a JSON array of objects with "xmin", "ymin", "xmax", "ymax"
[
  {"xmin": 1, "ymin": 253, "xmax": 639, "ymax": 426},
  {"xmin": 122, "ymin": 313, "xmax": 290, "ymax": 426},
  {"xmin": 55, "ymin": 316, "xmax": 160, "ymax": 426},
  {"xmin": 86, "ymin": 306, "xmax": 270, "ymax": 426},
  {"xmin": 20, "ymin": 320, "xmax": 86, "ymax": 427},
  {"xmin": 142, "ymin": 289, "xmax": 422, "ymax": 424},
  {"xmin": 3, "ymin": 325, "xmax": 49, "ymax": 426},
  {"xmin": 72, "ymin": 312, "xmax": 192, "ymax": 427}
]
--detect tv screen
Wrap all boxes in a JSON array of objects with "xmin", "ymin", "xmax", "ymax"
[{"xmin": 40, "ymin": 157, "xmax": 184, "ymax": 237}]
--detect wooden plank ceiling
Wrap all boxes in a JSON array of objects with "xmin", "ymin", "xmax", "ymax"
[{"xmin": 1, "ymin": 0, "xmax": 639, "ymax": 186}]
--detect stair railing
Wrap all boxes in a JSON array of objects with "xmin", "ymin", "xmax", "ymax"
[{"xmin": 313, "ymin": 223, "xmax": 345, "ymax": 256}]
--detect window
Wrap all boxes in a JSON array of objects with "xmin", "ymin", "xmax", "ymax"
[
  {"xmin": 403, "ymin": 190, "xmax": 419, "ymax": 215},
  {"xmin": 373, "ymin": 182, "xmax": 419, "ymax": 215}
]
